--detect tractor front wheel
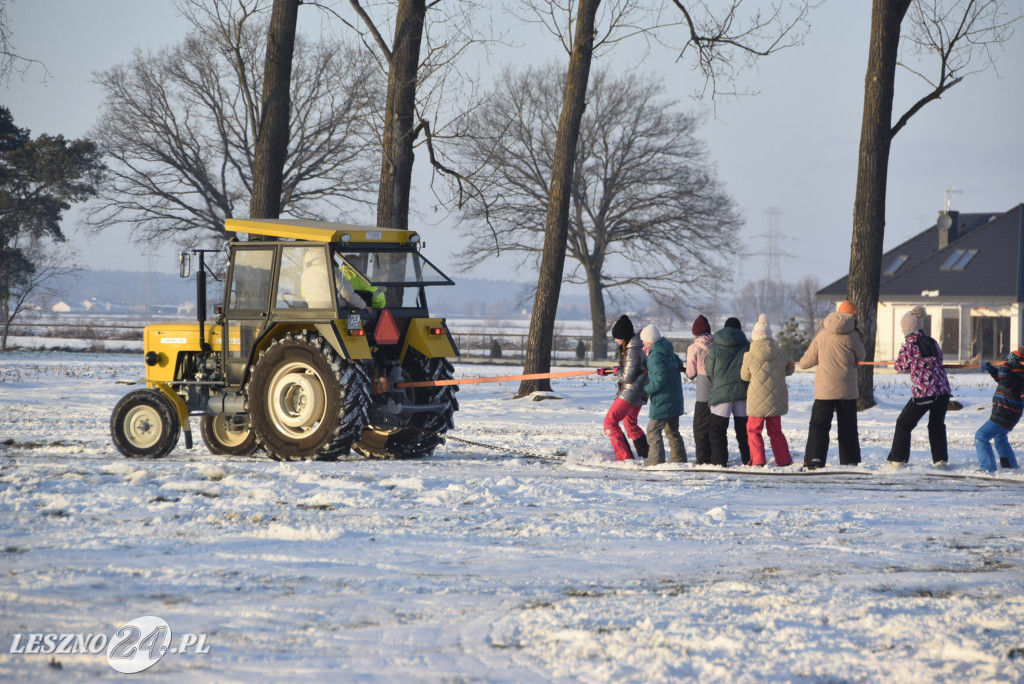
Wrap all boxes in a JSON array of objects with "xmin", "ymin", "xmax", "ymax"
[
  {"xmin": 110, "ymin": 389, "xmax": 181, "ymax": 459},
  {"xmin": 200, "ymin": 415, "xmax": 259, "ymax": 456}
]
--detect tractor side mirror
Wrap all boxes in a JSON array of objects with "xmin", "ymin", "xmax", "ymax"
[{"xmin": 179, "ymin": 252, "xmax": 191, "ymax": 278}]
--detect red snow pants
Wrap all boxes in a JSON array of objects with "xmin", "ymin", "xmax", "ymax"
[{"xmin": 604, "ymin": 398, "xmax": 644, "ymax": 460}]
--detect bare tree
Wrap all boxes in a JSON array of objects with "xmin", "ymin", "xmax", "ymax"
[
  {"xmin": 511, "ymin": 0, "xmax": 601, "ymax": 397},
  {"xmin": 88, "ymin": 0, "xmax": 380, "ymax": 248},
  {"xmin": 250, "ymin": 0, "xmax": 301, "ymax": 221},
  {"xmin": 731, "ymin": 279, "xmax": 795, "ymax": 329},
  {"xmin": 848, "ymin": 0, "xmax": 1021, "ymax": 409},
  {"xmin": 456, "ymin": 65, "xmax": 740, "ymax": 360},
  {"xmin": 320, "ymin": 0, "xmax": 493, "ymax": 231},
  {"xmin": 790, "ymin": 274, "xmax": 829, "ymax": 335},
  {"xmin": 1, "ymin": 236, "xmax": 78, "ymax": 350},
  {"xmin": 497, "ymin": 0, "xmax": 811, "ymax": 397}
]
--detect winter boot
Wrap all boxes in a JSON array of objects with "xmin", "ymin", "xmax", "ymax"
[{"xmin": 632, "ymin": 435, "xmax": 649, "ymax": 462}]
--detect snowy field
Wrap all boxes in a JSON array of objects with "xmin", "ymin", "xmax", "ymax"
[{"xmin": 2, "ymin": 351, "xmax": 1024, "ymax": 682}]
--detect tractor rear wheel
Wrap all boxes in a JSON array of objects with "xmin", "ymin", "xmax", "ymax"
[
  {"xmin": 199, "ymin": 415, "xmax": 259, "ymax": 456},
  {"xmin": 247, "ymin": 332, "xmax": 370, "ymax": 461},
  {"xmin": 354, "ymin": 350, "xmax": 458, "ymax": 459},
  {"xmin": 111, "ymin": 389, "xmax": 181, "ymax": 459}
]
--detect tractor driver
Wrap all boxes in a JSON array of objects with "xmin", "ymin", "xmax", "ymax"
[
  {"xmin": 337, "ymin": 253, "xmax": 386, "ymax": 309},
  {"xmin": 301, "ymin": 249, "xmax": 373, "ymax": 313}
]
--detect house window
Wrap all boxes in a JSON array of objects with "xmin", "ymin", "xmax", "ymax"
[
  {"xmin": 939, "ymin": 249, "xmax": 978, "ymax": 271},
  {"xmin": 971, "ymin": 316, "xmax": 1010, "ymax": 363},
  {"xmin": 941, "ymin": 309, "xmax": 959, "ymax": 358},
  {"xmin": 883, "ymin": 254, "xmax": 909, "ymax": 276}
]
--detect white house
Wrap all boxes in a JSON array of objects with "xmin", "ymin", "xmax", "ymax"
[{"xmin": 819, "ymin": 203, "xmax": 1023, "ymax": 364}]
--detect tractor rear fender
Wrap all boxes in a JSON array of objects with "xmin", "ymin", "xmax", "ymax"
[
  {"xmin": 251, "ymin": 322, "xmax": 372, "ymax": 361},
  {"xmin": 400, "ymin": 318, "xmax": 458, "ymax": 363}
]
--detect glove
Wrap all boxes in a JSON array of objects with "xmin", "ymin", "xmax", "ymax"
[
  {"xmin": 981, "ymin": 362, "xmax": 994, "ymax": 373},
  {"xmin": 596, "ymin": 367, "xmax": 619, "ymax": 377}
]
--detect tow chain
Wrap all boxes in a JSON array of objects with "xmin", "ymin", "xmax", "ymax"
[{"xmin": 440, "ymin": 433, "xmax": 566, "ymax": 462}]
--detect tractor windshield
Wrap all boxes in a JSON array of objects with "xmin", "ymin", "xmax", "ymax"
[{"xmin": 333, "ymin": 249, "xmax": 453, "ymax": 310}]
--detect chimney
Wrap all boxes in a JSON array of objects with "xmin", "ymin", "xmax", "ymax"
[{"xmin": 937, "ymin": 210, "xmax": 959, "ymax": 250}]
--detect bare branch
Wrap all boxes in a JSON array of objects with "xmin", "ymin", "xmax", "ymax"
[{"xmin": 892, "ymin": 0, "xmax": 1023, "ymax": 138}]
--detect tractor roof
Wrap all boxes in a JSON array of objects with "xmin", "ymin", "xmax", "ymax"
[{"xmin": 225, "ymin": 218, "xmax": 419, "ymax": 245}]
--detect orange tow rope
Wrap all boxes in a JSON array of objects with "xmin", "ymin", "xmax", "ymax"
[
  {"xmin": 391, "ymin": 367, "xmax": 613, "ymax": 391},
  {"xmin": 387, "ymin": 358, "xmax": 990, "ymax": 393},
  {"xmin": 858, "ymin": 361, "xmax": 982, "ymax": 369}
]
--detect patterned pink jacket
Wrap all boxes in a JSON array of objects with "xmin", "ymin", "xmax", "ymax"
[{"xmin": 894, "ymin": 331, "xmax": 951, "ymax": 399}]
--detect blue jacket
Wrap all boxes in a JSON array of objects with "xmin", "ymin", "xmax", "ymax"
[
  {"xmin": 985, "ymin": 360, "xmax": 1024, "ymax": 429},
  {"xmin": 646, "ymin": 337, "xmax": 685, "ymax": 420}
]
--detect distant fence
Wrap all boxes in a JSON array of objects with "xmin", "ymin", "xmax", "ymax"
[{"xmin": 7, "ymin": 320, "xmax": 692, "ymax": 362}]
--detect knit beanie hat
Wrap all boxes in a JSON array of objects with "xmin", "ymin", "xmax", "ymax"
[
  {"xmin": 611, "ymin": 314, "xmax": 635, "ymax": 341},
  {"xmin": 1009, "ymin": 347, "xmax": 1024, "ymax": 366},
  {"xmin": 692, "ymin": 314, "xmax": 711, "ymax": 337},
  {"xmin": 724, "ymin": 317, "xmax": 742, "ymax": 330},
  {"xmin": 752, "ymin": 314, "xmax": 772, "ymax": 340},
  {"xmin": 838, "ymin": 300, "xmax": 859, "ymax": 316},
  {"xmin": 900, "ymin": 306, "xmax": 926, "ymax": 336},
  {"xmin": 640, "ymin": 324, "xmax": 662, "ymax": 344}
]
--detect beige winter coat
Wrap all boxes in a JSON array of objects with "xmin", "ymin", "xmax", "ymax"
[
  {"xmin": 741, "ymin": 339, "xmax": 794, "ymax": 417},
  {"xmin": 799, "ymin": 312, "xmax": 866, "ymax": 400}
]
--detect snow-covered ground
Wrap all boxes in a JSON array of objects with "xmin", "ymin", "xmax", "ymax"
[{"xmin": 1, "ymin": 351, "xmax": 1023, "ymax": 682}]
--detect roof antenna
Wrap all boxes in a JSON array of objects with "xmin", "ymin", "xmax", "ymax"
[{"xmin": 943, "ymin": 184, "xmax": 962, "ymax": 212}]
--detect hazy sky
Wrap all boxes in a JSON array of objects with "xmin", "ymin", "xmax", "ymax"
[{"xmin": 5, "ymin": 0, "xmax": 1024, "ymax": 289}]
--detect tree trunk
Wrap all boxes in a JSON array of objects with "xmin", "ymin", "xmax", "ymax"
[
  {"xmin": 376, "ymin": 0, "xmax": 425, "ymax": 231},
  {"xmin": 515, "ymin": 0, "xmax": 600, "ymax": 398},
  {"xmin": 586, "ymin": 268, "xmax": 607, "ymax": 361},
  {"xmin": 848, "ymin": 0, "xmax": 911, "ymax": 410},
  {"xmin": 250, "ymin": 0, "xmax": 300, "ymax": 224}
]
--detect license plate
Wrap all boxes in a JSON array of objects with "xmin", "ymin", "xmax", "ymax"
[{"xmin": 347, "ymin": 314, "xmax": 362, "ymax": 330}]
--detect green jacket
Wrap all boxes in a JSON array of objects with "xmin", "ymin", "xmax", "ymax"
[
  {"xmin": 341, "ymin": 263, "xmax": 386, "ymax": 308},
  {"xmin": 646, "ymin": 337, "xmax": 685, "ymax": 420},
  {"xmin": 706, "ymin": 326, "xmax": 750, "ymax": 406}
]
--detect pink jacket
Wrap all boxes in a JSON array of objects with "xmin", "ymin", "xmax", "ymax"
[{"xmin": 686, "ymin": 334, "xmax": 713, "ymax": 402}]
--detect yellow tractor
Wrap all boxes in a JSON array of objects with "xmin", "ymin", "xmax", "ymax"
[{"xmin": 110, "ymin": 219, "xmax": 459, "ymax": 461}]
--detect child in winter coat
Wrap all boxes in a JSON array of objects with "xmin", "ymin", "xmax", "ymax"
[
  {"xmin": 600, "ymin": 315, "xmax": 650, "ymax": 461},
  {"xmin": 705, "ymin": 317, "xmax": 750, "ymax": 467},
  {"xmin": 886, "ymin": 306, "xmax": 952, "ymax": 467},
  {"xmin": 641, "ymin": 324, "xmax": 687, "ymax": 466},
  {"xmin": 799, "ymin": 300, "xmax": 866, "ymax": 469},
  {"xmin": 975, "ymin": 347, "xmax": 1024, "ymax": 473},
  {"xmin": 740, "ymin": 315, "xmax": 794, "ymax": 467},
  {"xmin": 686, "ymin": 315, "xmax": 714, "ymax": 464}
]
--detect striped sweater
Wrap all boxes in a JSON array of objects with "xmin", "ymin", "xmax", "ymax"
[{"xmin": 985, "ymin": 361, "xmax": 1024, "ymax": 429}]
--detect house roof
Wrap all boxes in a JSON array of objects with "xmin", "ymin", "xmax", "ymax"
[{"xmin": 818, "ymin": 203, "xmax": 1024, "ymax": 301}]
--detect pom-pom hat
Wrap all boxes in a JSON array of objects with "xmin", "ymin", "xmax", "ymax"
[{"xmin": 752, "ymin": 314, "xmax": 772, "ymax": 340}]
